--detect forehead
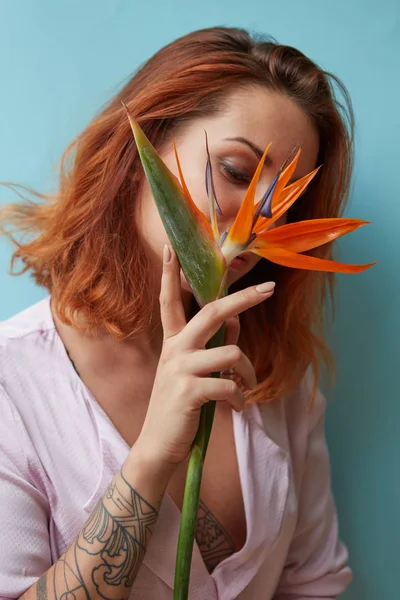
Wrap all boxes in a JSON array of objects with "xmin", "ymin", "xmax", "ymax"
[{"xmin": 201, "ymin": 85, "xmax": 320, "ymax": 175}]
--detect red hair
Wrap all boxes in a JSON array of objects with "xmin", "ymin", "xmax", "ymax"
[{"xmin": 0, "ymin": 27, "xmax": 354, "ymax": 402}]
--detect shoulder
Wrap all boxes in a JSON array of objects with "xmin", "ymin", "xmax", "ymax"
[
  {"xmin": 1, "ymin": 298, "xmax": 69, "ymax": 416},
  {"xmin": 0, "ymin": 299, "xmax": 104, "ymax": 499},
  {"xmin": 0, "ymin": 303, "xmax": 106, "ymax": 570},
  {"xmin": 0, "ymin": 298, "xmax": 88, "ymax": 453},
  {"xmin": 0, "ymin": 296, "xmax": 53, "ymax": 340},
  {"xmin": 0, "ymin": 297, "xmax": 59, "ymax": 380},
  {"xmin": 283, "ymin": 367, "xmax": 327, "ymax": 432},
  {"xmin": 257, "ymin": 367, "xmax": 325, "ymax": 435},
  {"xmin": 0, "ymin": 299, "xmax": 57, "ymax": 493},
  {"xmin": 0, "ymin": 296, "xmax": 72, "ymax": 396},
  {"xmin": 256, "ymin": 368, "xmax": 327, "ymax": 484}
]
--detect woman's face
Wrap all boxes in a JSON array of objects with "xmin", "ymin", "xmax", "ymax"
[{"xmin": 135, "ymin": 85, "xmax": 319, "ymax": 296}]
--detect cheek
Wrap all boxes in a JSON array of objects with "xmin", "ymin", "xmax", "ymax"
[{"xmin": 135, "ymin": 186, "xmax": 170, "ymax": 260}]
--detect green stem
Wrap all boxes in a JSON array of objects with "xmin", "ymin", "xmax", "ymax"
[{"xmin": 173, "ymin": 324, "xmax": 225, "ymax": 599}]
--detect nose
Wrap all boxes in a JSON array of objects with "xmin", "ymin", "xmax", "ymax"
[{"xmin": 217, "ymin": 214, "xmax": 237, "ymax": 237}]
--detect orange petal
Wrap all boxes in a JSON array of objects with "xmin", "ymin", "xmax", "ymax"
[
  {"xmin": 254, "ymin": 218, "xmax": 370, "ymax": 253},
  {"xmin": 173, "ymin": 141, "xmax": 214, "ymax": 238},
  {"xmin": 224, "ymin": 143, "xmax": 272, "ymax": 247},
  {"xmin": 251, "ymin": 245, "xmax": 376, "ymax": 273},
  {"xmin": 254, "ymin": 167, "xmax": 320, "ymax": 234},
  {"xmin": 270, "ymin": 148, "xmax": 301, "ymax": 205}
]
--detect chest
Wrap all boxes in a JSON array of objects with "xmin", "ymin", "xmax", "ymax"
[
  {"xmin": 77, "ymin": 369, "xmax": 247, "ymax": 573},
  {"xmin": 166, "ymin": 406, "xmax": 247, "ymax": 573}
]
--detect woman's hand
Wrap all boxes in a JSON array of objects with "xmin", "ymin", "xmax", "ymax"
[{"xmin": 134, "ymin": 245, "xmax": 275, "ymax": 471}]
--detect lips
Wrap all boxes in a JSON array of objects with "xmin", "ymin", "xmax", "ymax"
[{"xmin": 229, "ymin": 255, "xmax": 248, "ymax": 271}]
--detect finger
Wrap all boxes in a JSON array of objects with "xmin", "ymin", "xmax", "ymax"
[
  {"xmin": 222, "ymin": 318, "xmax": 241, "ymax": 386},
  {"xmin": 181, "ymin": 282, "xmax": 275, "ymax": 349},
  {"xmin": 220, "ymin": 370, "xmax": 243, "ymax": 389},
  {"xmin": 183, "ymin": 345, "xmax": 257, "ymax": 389},
  {"xmin": 224, "ymin": 315, "xmax": 240, "ymax": 346},
  {"xmin": 196, "ymin": 377, "xmax": 245, "ymax": 412},
  {"xmin": 159, "ymin": 245, "xmax": 187, "ymax": 339}
]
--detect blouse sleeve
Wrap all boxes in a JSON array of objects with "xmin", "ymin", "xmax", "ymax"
[
  {"xmin": 0, "ymin": 385, "xmax": 52, "ymax": 599},
  {"xmin": 274, "ymin": 387, "xmax": 352, "ymax": 599}
]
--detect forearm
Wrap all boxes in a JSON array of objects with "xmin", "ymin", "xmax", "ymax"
[{"xmin": 20, "ymin": 444, "xmax": 173, "ymax": 600}]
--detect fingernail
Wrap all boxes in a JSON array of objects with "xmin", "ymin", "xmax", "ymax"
[
  {"xmin": 163, "ymin": 244, "xmax": 171, "ymax": 263},
  {"xmin": 255, "ymin": 281, "xmax": 276, "ymax": 294}
]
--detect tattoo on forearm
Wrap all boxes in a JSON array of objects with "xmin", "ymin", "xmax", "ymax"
[
  {"xmin": 35, "ymin": 474, "xmax": 158, "ymax": 600},
  {"xmin": 195, "ymin": 499, "xmax": 235, "ymax": 573}
]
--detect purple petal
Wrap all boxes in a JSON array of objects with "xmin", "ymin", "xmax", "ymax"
[
  {"xmin": 252, "ymin": 172, "xmax": 279, "ymax": 223},
  {"xmin": 252, "ymin": 147, "xmax": 300, "ymax": 228},
  {"xmin": 245, "ymin": 231, "xmax": 257, "ymax": 248},
  {"xmin": 219, "ymin": 230, "xmax": 228, "ymax": 245},
  {"xmin": 205, "ymin": 132, "xmax": 223, "ymax": 216}
]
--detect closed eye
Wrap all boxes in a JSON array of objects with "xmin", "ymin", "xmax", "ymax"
[{"xmin": 219, "ymin": 162, "xmax": 252, "ymax": 186}]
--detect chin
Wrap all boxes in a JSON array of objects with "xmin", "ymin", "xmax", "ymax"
[
  {"xmin": 178, "ymin": 262, "xmax": 254, "ymax": 299},
  {"xmin": 180, "ymin": 272, "xmax": 194, "ymax": 295}
]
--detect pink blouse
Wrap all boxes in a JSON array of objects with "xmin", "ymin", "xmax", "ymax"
[{"xmin": 0, "ymin": 298, "xmax": 351, "ymax": 599}]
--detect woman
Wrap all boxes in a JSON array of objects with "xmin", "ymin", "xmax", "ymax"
[{"xmin": 0, "ymin": 27, "xmax": 353, "ymax": 599}]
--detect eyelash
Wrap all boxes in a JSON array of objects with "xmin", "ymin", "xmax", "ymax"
[{"xmin": 219, "ymin": 162, "xmax": 252, "ymax": 186}]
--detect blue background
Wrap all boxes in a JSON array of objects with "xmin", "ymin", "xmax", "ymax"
[{"xmin": 0, "ymin": 1, "xmax": 398, "ymax": 598}]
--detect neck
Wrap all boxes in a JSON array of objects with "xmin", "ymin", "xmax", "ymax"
[{"xmin": 50, "ymin": 284, "xmax": 195, "ymax": 377}]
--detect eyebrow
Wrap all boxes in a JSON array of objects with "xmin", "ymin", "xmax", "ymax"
[
  {"xmin": 224, "ymin": 136, "xmax": 273, "ymax": 165},
  {"xmin": 225, "ymin": 136, "xmax": 304, "ymax": 185}
]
